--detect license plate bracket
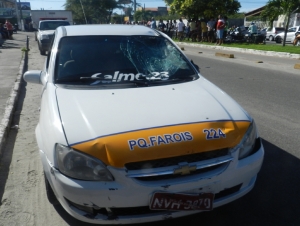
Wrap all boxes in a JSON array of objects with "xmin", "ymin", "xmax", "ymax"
[{"xmin": 150, "ymin": 192, "xmax": 214, "ymax": 211}]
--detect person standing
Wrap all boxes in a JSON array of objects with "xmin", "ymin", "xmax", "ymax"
[
  {"xmin": 176, "ymin": 18, "xmax": 185, "ymax": 41},
  {"xmin": 248, "ymin": 22, "xmax": 258, "ymax": 42},
  {"xmin": 5, "ymin": 20, "xmax": 13, "ymax": 39},
  {"xmin": 150, "ymin": 17, "xmax": 157, "ymax": 29},
  {"xmin": 158, "ymin": 19, "xmax": 166, "ymax": 32},
  {"xmin": 173, "ymin": 20, "xmax": 177, "ymax": 38},
  {"xmin": 189, "ymin": 18, "xmax": 196, "ymax": 40},
  {"xmin": 207, "ymin": 17, "xmax": 215, "ymax": 43},
  {"xmin": 216, "ymin": 15, "xmax": 225, "ymax": 45},
  {"xmin": 249, "ymin": 22, "xmax": 257, "ymax": 36},
  {"xmin": 200, "ymin": 19, "xmax": 208, "ymax": 42},
  {"xmin": 166, "ymin": 20, "xmax": 170, "ymax": 31}
]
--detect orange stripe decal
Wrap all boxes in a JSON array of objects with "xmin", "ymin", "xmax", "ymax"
[{"xmin": 72, "ymin": 121, "xmax": 250, "ymax": 167}]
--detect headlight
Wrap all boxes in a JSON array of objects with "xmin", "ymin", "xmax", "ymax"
[
  {"xmin": 236, "ymin": 121, "xmax": 257, "ymax": 159},
  {"xmin": 41, "ymin": 34, "xmax": 49, "ymax": 40},
  {"xmin": 55, "ymin": 144, "xmax": 114, "ymax": 181}
]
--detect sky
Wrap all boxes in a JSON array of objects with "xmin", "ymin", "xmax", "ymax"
[{"xmin": 26, "ymin": 0, "xmax": 268, "ymax": 13}]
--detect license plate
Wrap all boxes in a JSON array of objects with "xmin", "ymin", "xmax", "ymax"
[{"xmin": 150, "ymin": 192, "xmax": 214, "ymax": 211}]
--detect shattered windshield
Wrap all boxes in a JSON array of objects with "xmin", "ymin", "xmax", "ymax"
[{"xmin": 55, "ymin": 35, "xmax": 198, "ymax": 86}]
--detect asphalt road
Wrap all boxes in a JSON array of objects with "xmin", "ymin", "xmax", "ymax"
[{"xmin": 0, "ymin": 32, "xmax": 300, "ymax": 226}]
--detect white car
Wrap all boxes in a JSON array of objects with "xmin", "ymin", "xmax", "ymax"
[
  {"xmin": 36, "ymin": 20, "xmax": 70, "ymax": 55},
  {"xmin": 275, "ymin": 26, "xmax": 300, "ymax": 43},
  {"xmin": 23, "ymin": 25, "xmax": 264, "ymax": 225}
]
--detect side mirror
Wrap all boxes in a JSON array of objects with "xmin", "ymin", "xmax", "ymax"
[
  {"xmin": 23, "ymin": 70, "xmax": 42, "ymax": 84},
  {"xmin": 191, "ymin": 60, "xmax": 200, "ymax": 72}
]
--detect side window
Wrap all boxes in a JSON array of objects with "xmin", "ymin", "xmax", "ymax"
[{"xmin": 288, "ymin": 28, "xmax": 295, "ymax": 32}]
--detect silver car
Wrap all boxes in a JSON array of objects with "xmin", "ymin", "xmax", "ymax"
[{"xmin": 266, "ymin": 27, "xmax": 285, "ymax": 41}]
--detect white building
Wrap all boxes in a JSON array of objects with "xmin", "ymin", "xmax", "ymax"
[{"xmin": 244, "ymin": 6, "xmax": 300, "ymax": 28}]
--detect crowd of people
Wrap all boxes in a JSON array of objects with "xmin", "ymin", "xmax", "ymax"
[
  {"xmin": 125, "ymin": 15, "xmax": 263, "ymax": 45},
  {"xmin": 0, "ymin": 20, "xmax": 14, "ymax": 40},
  {"xmin": 126, "ymin": 15, "xmax": 230, "ymax": 45}
]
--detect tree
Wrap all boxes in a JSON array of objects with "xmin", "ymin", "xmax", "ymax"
[
  {"xmin": 163, "ymin": 0, "xmax": 241, "ymax": 19},
  {"xmin": 261, "ymin": 0, "xmax": 300, "ymax": 46},
  {"xmin": 134, "ymin": 10, "xmax": 154, "ymax": 23},
  {"xmin": 64, "ymin": 0, "xmax": 119, "ymax": 24}
]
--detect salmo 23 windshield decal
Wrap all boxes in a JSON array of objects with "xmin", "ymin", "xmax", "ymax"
[{"xmin": 71, "ymin": 121, "xmax": 250, "ymax": 168}]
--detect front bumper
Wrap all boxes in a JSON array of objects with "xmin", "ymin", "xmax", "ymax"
[{"xmin": 41, "ymin": 139, "xmax": 264, "ymax": 225}]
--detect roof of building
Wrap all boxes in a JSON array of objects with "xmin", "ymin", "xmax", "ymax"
[{"xmin": 244, "ymin": 6, "xmax": 266, "ymax": 17}]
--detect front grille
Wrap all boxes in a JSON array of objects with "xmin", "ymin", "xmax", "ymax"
[
  {"xmin": 135, "ymin": 164, "xmax": 226, "ymax": 181},
  {"xmin": 125, "ymin": 148, "xmax": 229, "ymax": 170}
]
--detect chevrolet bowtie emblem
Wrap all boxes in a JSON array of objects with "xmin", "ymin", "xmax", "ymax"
[{"xmin": 173, "ymin": 164, "xmax": 197, "ymax": 175}]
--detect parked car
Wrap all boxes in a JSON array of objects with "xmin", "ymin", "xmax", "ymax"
[
  {"xmin": 36, "ymin": 20, "xmax": 70, "ymax": 55},
  {"xmin": 258, "ymin": 28, "xmax": 267, "ymax": 36},
  {"xmin": 266, "ymin": 27, "xmax": 285, "ymax": 41},
  {"xmin": 275, "ymin": 26, "xmax": 300, "ymax": 43},
  {"xmin": 23, "ymin": 24, "xmax": 264, "ymax": 225}
]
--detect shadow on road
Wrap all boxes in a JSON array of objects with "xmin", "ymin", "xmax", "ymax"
[{"xmin": 0, "ymin": 33, "xmax": 27, "ymax": 49}]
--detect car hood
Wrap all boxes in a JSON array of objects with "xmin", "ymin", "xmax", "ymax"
[{"xmin": 56, "ymin": 79, "xmax": 251, "ymax": 167}]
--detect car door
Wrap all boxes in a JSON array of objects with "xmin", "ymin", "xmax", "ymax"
[{"xmin": 286, "ymin": 27, "xmax": 296, "ymax": 42}]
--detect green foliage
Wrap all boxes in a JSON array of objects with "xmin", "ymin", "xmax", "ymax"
[
  {"xmin": 134, "ymin": 10, "xmax": 153, "ymax": 22},
  {"xmin": 228, "ymin": 13, "xmax": 245, "ymax": 19},
  {"xmin": 261, "ymin": 0, "xmax": 300, "ymax": 46},
  {"xmin": 64, "ymin": 0, "xmax": 118, "ymax": 24},
  {"xmin": 261, "ymin": 0, "xmax": 299, "ymax": 26},
  {"xmin": 164, "ymin": 0, "xmax": 241, "ymax": 18}
]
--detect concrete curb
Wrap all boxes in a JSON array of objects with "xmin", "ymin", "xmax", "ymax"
[
  {"xmin": 0, "ymin": 52, "xmax": 25, "ymax": 157},
  {"xmin": 176, "ymin": 42, "xmax": 300, "ymax": 60}
]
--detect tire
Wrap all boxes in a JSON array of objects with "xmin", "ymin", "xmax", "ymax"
[
  {"xmin": 269, "ymin": 35, "xmax": 273, "ymax": 41},
  {"xmin": 38, "ymin": 42, "xmax": 46, "ymax": 55},
  {"xmin": 275, "ymin": 37, "xmax": 282, "ymax": 43},
  {"xmin": 40, "ymin": 49, "xmax": 46, "ymax": 55},
  {"xmin": 44, "ymin": 173, "xmax": 59, "ymax": 205}
]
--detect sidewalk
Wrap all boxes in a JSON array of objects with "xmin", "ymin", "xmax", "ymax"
[{"xmin": 0, "ymin": 31, "xmax": 28, "ymax": 156}]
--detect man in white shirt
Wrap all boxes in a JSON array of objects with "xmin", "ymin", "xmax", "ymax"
[{"xmin": 176, "ymin": 18, "xmax": 185, "ymax": 41}]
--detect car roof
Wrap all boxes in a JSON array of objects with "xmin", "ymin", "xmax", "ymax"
[
  {"xmin": 62, "ymin": 25, "xmax": 159, "ymax": 36},
  {"xmin": 41, "ymin": 20, "xmax": 69, "ymax": 22}
]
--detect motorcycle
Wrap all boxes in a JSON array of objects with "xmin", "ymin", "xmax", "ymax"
[
  {"xmin": 293, "ymin": 31, "xmax": 300, "ymax": 46},
  {"xmin": 225, "ymin": 29, "xmax": 246, "ymax": 43}
]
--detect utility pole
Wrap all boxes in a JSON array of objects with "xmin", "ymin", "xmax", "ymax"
[
  {"xmin": 18, "ymin": 0, "xmax": 23, "ymax": 30},
  {"xmin": 79, "ymin": 0, "xmax": 88, "ymax": 24}
]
